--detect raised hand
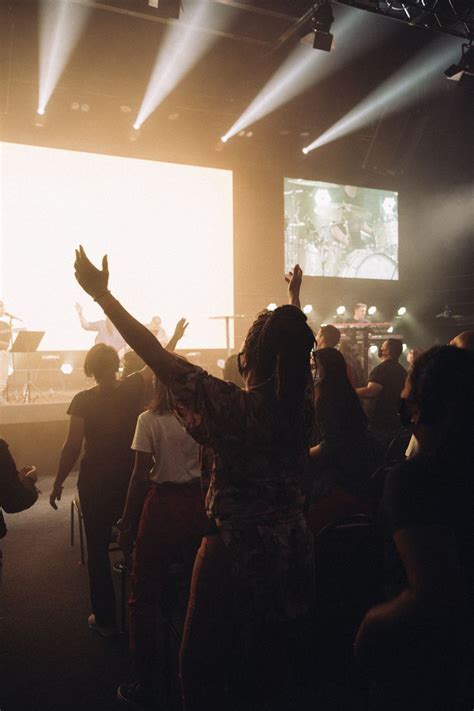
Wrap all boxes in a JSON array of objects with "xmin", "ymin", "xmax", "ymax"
[
  {"xmin": 74, "ymin": 245, "xmax": 109, "ymax": 299},
  {"xmin": 173, "ymin": 318, "xmax": 189, "ymax": 342},
  {"xmin": 74, "ymin": 302, "xmax": 83, "ymax": 314},
  {"xmin": 285, "ymin": 264, "xmax": 303, "ymax": 308}
]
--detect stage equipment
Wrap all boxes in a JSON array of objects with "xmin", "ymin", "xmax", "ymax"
[
  {"xmin": 10, "ymin": 331, "xmax": 45, "ymax": 404},
  {"xmin": 209, "ymin": 315, "xmax": 245, "ymax": 359},
  {"xmin": 445, "ymin": 42, "xmax": 474, "ymax": 88},
  {"xmin": 311, "ymin": 1, "xmax": 334, "ymax": 51},
  {"xmin": 337, "ymin": 321, "xmax": 400, "ymax": 379},
  {"xmin": 332, "ymin": 0, "xmax": 474, "ymax": 41}
]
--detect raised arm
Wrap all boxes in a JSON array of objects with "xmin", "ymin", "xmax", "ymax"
[
  {"xmin": 166, "ymin": 318, "xmax": 188, "ymax": 353},
  {"xmin": 285, "ymin": 264, "xmax": 303, "ymax": 310},
  {"xmin": 74, "ymin": 247, "xmax": 182, "ymax": 382}
]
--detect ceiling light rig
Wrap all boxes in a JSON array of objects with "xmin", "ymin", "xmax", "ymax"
[
  {"xmin": 331, "ymin": 0, "xmax": 474, "ymax": 41},
  {"xmin": 306, "ymin": 1, "xmax": 335, "ymax": 52},
  {"xmin": 445, "ymin": 41, "xmax": 474, "ymax": 88}
]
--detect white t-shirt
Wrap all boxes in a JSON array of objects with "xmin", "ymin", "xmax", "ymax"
[{"xmin": 132, "ymin": 410, "xmax": 201, "ymax": 485}]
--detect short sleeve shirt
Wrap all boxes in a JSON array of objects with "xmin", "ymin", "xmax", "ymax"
[
  {"xmin": 368, "ymin": 359, "xmax": 407, "ymax": 431},
  {"xmin": 67, "ymin": 373, "xmax": 144, "ymax": 486},
  {"xmin": 132, "ymin": 410, "xmax": 201, "ymax": 485}
]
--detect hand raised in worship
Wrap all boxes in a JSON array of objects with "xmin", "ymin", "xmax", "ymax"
[
  {"xmin": 74, "ymin": 245, "xmax": 109, "ymax": 300},
  {"xmin": 285, "ymin": 264, "xmax": 303, "ymax": 307},
  {"xmin": 173, "ymin": 318, "xmax": 189, "ymax": 342},
  {"xmin": 74, "ymin": 302, "xmax": 83, "ymax": 314}
]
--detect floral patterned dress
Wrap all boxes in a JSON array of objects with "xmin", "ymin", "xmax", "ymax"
[{"xmin": 168, "ymin": 361, "xmax": 315, "ymax": 622}]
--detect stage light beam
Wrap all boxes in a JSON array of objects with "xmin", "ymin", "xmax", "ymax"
[
  {"xmin": 134, "ymin": 0, "xmax": 226, "ymax": 130},
  {"xmin": 38, "ymin": 0, "xmax": 91, "ymax": 116},
  {"xmin": 303, "ymin": 38, "xmax": 461, "ymax": 154},
  {"xmin": 221, "ymin": 5, "xmax": 393, "ymax": 144}
]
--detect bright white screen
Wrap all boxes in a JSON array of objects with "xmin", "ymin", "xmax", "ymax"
[{"xmin": 0, "ymin": 142, "xmax": 233, "ymax": 350}]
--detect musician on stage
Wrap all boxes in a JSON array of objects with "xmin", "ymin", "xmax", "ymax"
[
  {"xmin": 75, "ymin": 302, "xmax": 127, "ymax": 356},
  {"xmin": 0, "ymin": 301, "xmax": 12, "ymax": 403},
  {"xmin": 348, "ymin": 302, "xmax": 370, "ymax": 324}
]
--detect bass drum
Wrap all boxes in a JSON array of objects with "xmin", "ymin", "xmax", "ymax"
[{"xmin": 339, "ymin": 249, "xmax": 398, "ymax": 280}]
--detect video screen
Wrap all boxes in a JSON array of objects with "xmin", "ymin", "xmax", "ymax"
[
  {"xmin": 0, "ymin": 142, "xmax": 233, "ymax": 350},
  {"xmin": 284, "ymin": 178, "xmax": 399, "ymax": 280}
]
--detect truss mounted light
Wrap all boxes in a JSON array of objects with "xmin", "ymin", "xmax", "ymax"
[
  {"xmin": 302, "ymin": 1, "xmax": 335, "ymax": 52},
  {"xmin": 445, "ymin": 42, "xmax": 474, "ymax": 88}
]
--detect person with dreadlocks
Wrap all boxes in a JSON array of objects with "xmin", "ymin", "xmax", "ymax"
[{"xmin": 74, "ymin": 248, "xmax": 315, "ymax": 711}]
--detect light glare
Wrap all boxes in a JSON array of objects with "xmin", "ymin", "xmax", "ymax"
[
  {"xmin": 303, "ymin": 38, "xmax": 461, "ymax": 154},
  {"xmin": 303, "ymin": 304, "xmax": 313, "ymax": 315},
  {"xmin": 368, "ymin": 305, "xmax": 377, "ymax": 315},
  {"xmin": 38, "ymin": 0, "xmax": 90, "ymax": 115},
  {"xmin": 336, "ymin": 305, "xmax": 346, "ymax": 315},
  {"xmin": 397, "ymin": 307, "xmax": 407, "ymax": 316},
  {"xmin": 221, "ymin": 6, "xmax": 391, "ymax": 143},
  {"xmin": 267, "ymin": 303, "xmax": 278, "ymax": 312},
  {"xmin": 134, "ymin": 0, "xmax": 226, "ymax": 129}
]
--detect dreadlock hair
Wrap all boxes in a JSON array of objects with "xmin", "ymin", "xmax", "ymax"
[{"xmin": 242, "ymin": 305, "xmax": 315, "ymax": 446}]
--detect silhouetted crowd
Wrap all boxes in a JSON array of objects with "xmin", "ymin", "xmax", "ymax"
[{"xmin": 1, "ymin": 256, "xmax": 473, "ymax": 711}]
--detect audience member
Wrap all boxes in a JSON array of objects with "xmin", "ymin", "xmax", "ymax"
[
  {"xmin": 116, "ymin": 378, "xmax": 207, "ymax": 709},
  {"xmin": 74, "ymin": 247, "xmax": 315, "ymax": 711},
  {"xmin": 450, "ymin": 329, "xmax": 474, "ymax": 351},
  {"xmin": 315, "ymin": 324, "xmax": 341, "ymax": 350},
  {"xmin": 355, "ymin": 345, "xmax": 474, "ymax": 709},
  {"xmin": 356, "ymin": 338, "xmax": 407, "ymax": 455},
  {"xmin": 307, "ymin": 347, "xmax": 370, "ymax": 533},
  {"xmin": 406, "ymin": 347, "xmax": 424, "ymax": 370},
  {"xmin": 49, "ymin": 344, "xmax": 149, "ymax": 636},
  {"xmin": 0, "ymin": 439, "xmax": 38, "ymax": 538}
]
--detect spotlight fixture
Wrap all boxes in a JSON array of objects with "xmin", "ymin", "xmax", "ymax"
[
  {"xmin": 303, "ymin": 304, "xmax": 313, "ymax": 315},
  {"xmin": 302, "ymin": 1, "xmax": 334, "ymax": 53},
  {"xmin": 267, "ymin": 303, "xmax": 278, "ymax": 312},
  {"xmin": 368, "ymin": 305, "xmax": 377, "ymax": 316},
  {"xmin": 445, "ymin": 43, "xmax": 474, "ymax": 88},
  {"xmin": 336, "ymin": 305, "xmax": 346, "ymax": 316},
  {"xmin": 397, "ymin": 307, "xmax": 407, "ymax": 316}
]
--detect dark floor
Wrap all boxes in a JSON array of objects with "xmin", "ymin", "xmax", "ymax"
[{"xmin": 0, "ymin": 475, "xmax": 130, "ymax": 711}]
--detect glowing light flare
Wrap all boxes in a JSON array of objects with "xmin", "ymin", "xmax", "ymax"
[
  {"xmin": 61, "ymin": 363, "xmax": 73, "ymax": 375},
  {"xmin": 303, "ymin": 38, "xmax": 461, "ymax": 154},
  {"xmin": 336, "ymin": 305, "xmax": 346, "ymax": 316},
  {"xmin": 369, "ymin": 345, "xmax": 378, "ymax": 354},
  {"xmin": 134, "ymin": 0, "xmax": 225, "ymax": 129},
  {"xmin": 267, "ymin": 303, "xmax": 278, "ymax": 312},
  {"xmin": 303, "ymin": 304, "xmax": 313, "ymax": 315},
  {"xmin": 368, "ymin": 306, "xmax": 377, "ymax": 316},
  {"xmin": 397, "ymin": 307, "xmax": 407, "ymax": 316},
  {"xmin": 221, "ymin": 6, "xmax": 394, "ymax": 144},
  {"xmin": 38, "ymin": 0, "xmax": 91, "ymax": 115}
]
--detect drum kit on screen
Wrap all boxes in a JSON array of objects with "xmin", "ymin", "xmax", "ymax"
[{"xmin": 285, "ymin": 184, "xmax": 398, "ymax": 280}]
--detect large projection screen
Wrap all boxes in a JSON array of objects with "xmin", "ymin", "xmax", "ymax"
[
  {"xmin": 285, "ymin": 178, "xmax": 398, "ymax": 280},
  {"xmin": 0, "ymin": 143, "xmax": 233, "ymax": 350}
]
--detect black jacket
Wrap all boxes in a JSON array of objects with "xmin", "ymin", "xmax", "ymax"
[{"xmin": 0, "ymin": 439, "xmax": 38, "ymax": 538}]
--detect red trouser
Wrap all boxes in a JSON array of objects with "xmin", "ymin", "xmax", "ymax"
[{"xmin": 128, "ymin": 480, "xmax": 207, "ymax": 688}]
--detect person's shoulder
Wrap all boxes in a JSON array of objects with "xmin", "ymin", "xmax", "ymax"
[
  {"xmin": 67, "ymin": 386, "xmax": 97, "ymax": 412},
  {"xmin": 120, "ymin": 371, "xmax": 144, "ymax": 393}
]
